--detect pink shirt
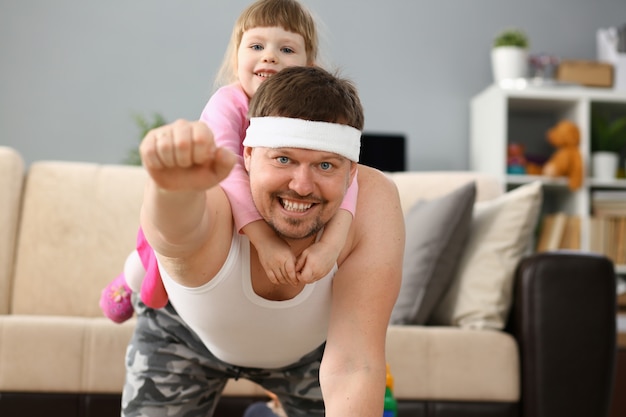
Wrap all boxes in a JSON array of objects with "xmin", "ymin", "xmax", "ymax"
[{"xmin": 199, "ymin": 83, "xmax": 358, "ymax": 231}]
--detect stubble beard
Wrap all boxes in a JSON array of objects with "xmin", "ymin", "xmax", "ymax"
[{"xmin": 266, "ymin": 214, "xmax": 324, "ymax": 240}]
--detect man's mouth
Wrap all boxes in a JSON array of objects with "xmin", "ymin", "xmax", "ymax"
[{"xmin": 280, "ymin": 198, "xmax": 313, "ymax": 212}]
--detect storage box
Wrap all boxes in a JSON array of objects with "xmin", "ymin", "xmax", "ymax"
[{"xmin": 556, "ymin": 60, "xmax": 614, "ymax": 87}]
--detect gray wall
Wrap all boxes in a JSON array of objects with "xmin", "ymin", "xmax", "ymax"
[{"xmin": 2, "ymin": 0, "xmax": 625, "ymax": 169}]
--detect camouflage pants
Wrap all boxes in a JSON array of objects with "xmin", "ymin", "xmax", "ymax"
[{"xmin": 122, "ymin": 295, "xmax": 325, "ymax": 417}]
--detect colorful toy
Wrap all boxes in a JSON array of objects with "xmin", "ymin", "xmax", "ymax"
[
  {"xmin": 507, "ymin": 142, "xmax": 527, "ymax": 174},
  {"xmin": 542, "ymin": 120, "xmax": 583, "ymax": 190}
]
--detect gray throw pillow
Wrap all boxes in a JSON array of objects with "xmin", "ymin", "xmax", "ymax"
[{"xmin": 390, "ymin": 181, "xmax": 476, "ymax": 325}]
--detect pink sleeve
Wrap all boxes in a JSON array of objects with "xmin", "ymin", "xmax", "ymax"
[
  {"xmin": 340, "ymin": 169, "xmax": 358, "ymax": 217},
  {"xmin": 199, "ymin": 84, "xmax": 262, "ymax": 231}
]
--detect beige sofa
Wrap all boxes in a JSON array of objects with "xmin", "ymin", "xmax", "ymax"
[{"xmin": 0, "ymin": 146, "xmax": 616, "ymax": 417}]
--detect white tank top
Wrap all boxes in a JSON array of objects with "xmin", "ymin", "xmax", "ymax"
[{"xmin": 159, "ymin": 231, "xmax": 336, "ymax": 368}]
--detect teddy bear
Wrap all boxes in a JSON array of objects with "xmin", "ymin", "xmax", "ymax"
[{"xmin": 542, "ymin": 120, "xmax": 583, "ymax": 190}]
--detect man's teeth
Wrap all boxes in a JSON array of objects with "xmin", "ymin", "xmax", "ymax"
[{"xmin": 282, "ymin": 199, "xmax": 312, "ymax": 212}]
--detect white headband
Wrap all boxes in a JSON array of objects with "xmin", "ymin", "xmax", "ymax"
[{"xmin": 243, "ymin": 117, "xmax": 361, "ymax": 162}]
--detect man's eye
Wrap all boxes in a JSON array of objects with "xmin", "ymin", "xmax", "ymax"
[
  {"xmin": 320, "ymin": 162, "xmax": 332, "ymax": 170},
  {"xmin": 277, "ymin": 156, "xmax": 290, "ymax": 164}
]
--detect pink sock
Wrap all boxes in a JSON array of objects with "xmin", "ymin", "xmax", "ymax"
[{"xmin": 99, "ymin": 273, "xmax": 134, "ymax": 323}]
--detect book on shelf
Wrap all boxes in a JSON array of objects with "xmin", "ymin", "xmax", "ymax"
[
  {"xmin": 589, "ymin": 215, "xmax": 626, "ymax": 265},
  {"xmin": 593, "ymin": 190, "xmax": 626, "ymax": 200},
  {"xmin": 536, "ymin": 212, "xmax": 580, "ymax": 252},
  {"xmin": 590, "ymin": 190, "xmax": 626, "ymax": 265},
  {"xmin": 560, "ymin": 215, "xmax": 581, "ymax": 250},
  {"xmin": 592, "ymin": 190, "xmax": 626, "ymax": 217}
]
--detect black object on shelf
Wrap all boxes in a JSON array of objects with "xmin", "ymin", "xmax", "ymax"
[{"xmin": 359, "ymin": 132, "xmax": 406, "ymax": 172}]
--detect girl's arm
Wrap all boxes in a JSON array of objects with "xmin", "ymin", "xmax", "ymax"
[
  {"xmin": 199, "ymin": 84, "xmax": 262, "ymax": 230},
  {"xmin": 200, "ymin": 85, "xmax": 297, "ymax": 284},
  {"xmin": 297, "ymin": 171, "xmax": 358, "ymax": 283}
]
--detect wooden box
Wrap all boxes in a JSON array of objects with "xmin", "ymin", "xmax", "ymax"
[{"xmin": 556, "ymin": 60, "xmax": 613, "ymax": 87}]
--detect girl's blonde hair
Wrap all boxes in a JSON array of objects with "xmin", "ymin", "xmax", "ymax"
[{"xmin": 214, "ymin": 0, "xmax": 319, "ymax": 89}]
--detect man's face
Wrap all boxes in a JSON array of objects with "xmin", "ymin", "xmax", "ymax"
[{"xmin": 244, "ymin": 146, "xmax": 356, "ymax": 240}]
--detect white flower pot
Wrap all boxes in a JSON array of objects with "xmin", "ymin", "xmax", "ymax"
[
  {"xmin": 591, "ymin": 151, "xmax": 619, "ymax": 180},
  {"xmin": 491, "ymin": 47, "xmax": 528, "ymax": 83}
]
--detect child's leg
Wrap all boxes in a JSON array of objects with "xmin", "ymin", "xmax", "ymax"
[
  {"xmin": 136, "ymin": 228, "xmax": 169, "ymax": 308},
  {"xmin": 99, "ymin": 246, "xmax": 148, "ymax": 323},
  {"xmin": 99, "ymin": 226, "xmax": 169, "ymax": 323}
]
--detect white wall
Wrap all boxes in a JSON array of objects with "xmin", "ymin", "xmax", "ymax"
[{"xmin": 1, "ymin": 0, "xmax": 625, "ymax": 169}]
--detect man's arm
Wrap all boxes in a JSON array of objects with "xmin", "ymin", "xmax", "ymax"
[
  {"xmin": 320, "ymin": 166, "xmax": 405, "ymax": 417},
  {"xmin": 139, "ymin": 119, "xmax": 237, "ymax": 286}
]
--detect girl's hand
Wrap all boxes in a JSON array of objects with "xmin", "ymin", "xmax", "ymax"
[
  {"xmin": 296, "ymin": 241, "xmax": 339, "ymax": 284},
  {"xmin": 256, "ymin": 236, "xmax": 298, "ymax": 286}
]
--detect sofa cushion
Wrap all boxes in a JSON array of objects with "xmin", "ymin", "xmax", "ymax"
[
  {"xmin": 386, "ymin": 325, "xmax": 519, "ymax": 401},
  {"xmin": 0, "ymin": 316, "xmax": 134, "ymax": 392},
  {"xmin": 385, "ymin": 171, "xmax": 503, "ymax": 215},
  {"xmin": 0, "ymin": 147, "xmax": 24, "ymax": 315},
  {"xmin": 431, "ymin": 181, "xmax": 542, "ymax": 330},
  {"xmin": 390, "ymin": 181, "xmax": 476, "ymax": 325},
  {"xmin": 10, "ymin": 162, "xmax": 147, "ymax": 317}
]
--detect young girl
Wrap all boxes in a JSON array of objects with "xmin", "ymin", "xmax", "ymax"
[{"xmin": 100, "ymin": 0, "xmax": 359, "ymax": 323}]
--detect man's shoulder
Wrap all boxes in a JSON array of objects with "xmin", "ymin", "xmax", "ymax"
[
  {"xmin": 357, "ymin": 165, "xmax": 398, "ymax": 195},
  {"xmin": 337, "ymin": 165, "xmax": 402, "ymax": 263}
]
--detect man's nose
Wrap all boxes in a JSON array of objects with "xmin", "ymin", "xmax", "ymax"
[{"xmin": 289, "ymin": 166, "xmax": 314, "ymax": 196}]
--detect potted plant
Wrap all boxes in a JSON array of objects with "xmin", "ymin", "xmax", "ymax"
[
  {"xmin": 491, "ymin": 28, "xmax": 529, "ymax": 84},
  {"xmin": 590, "ymin": 111, "xmax": 626, "ymax": 180},
  {"xmin": 124, "ymin": 113, "xmax": 167, "ymax": 165}
]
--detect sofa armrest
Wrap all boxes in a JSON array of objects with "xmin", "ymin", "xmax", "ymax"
[
  {"xmin": 0, "ymin": 146, "xmax": 24, "ymax": 315},
  {"xmin": 510, "ymin": 251, "xmax": 616, "ymax": 417}
]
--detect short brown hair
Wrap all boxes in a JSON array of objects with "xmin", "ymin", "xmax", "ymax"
[
  {"xmin": 215, "ymin": 0, "xmax": 319, "ymax": 87},
  {"xmin": 248, "ymin": 66, "xmax": 364, "ymax": 131}
]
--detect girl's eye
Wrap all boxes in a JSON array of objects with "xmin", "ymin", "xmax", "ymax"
[
  {"xmin": 251, "ymin": 44, "xmax": 263, "ymax": 51},
  {"xmin": 320, "ymin": 162, "xmax": 332, "ymax": 170},
  {"xmin": 277, "ymin": 156, "xmax": 290, "ymax": 164},
  {"xmin": 281, "ymin": 47, "xmax": 295, "ymax": 54}
]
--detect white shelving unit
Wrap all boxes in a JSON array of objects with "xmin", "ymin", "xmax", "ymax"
[{"xmin": 470, "ymin": 83, "xmax": 626, "ymax": 274}]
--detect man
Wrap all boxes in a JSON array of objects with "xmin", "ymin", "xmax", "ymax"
[{"xmin": 123, "ymin": 66, "xmax": 404, "ymax": 417}]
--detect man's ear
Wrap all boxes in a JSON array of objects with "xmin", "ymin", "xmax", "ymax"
[
  {"xmin": 348, "ymin": 161, "xmax": 358, "ymax": 185},
  {"xmin": 243, "ymin": 146, "xmax": 253, "ymax": 172}
]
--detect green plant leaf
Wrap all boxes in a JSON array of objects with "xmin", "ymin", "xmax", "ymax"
[
  {"xmin": 124, "ymin": 112, "xmax": 167, "ymax": 165},
  {"xmin": 493, "ymin": 29, "xmax": 529, "ymax": 48},
  {"xmin": 606, "ymin": 117, "xmax": 626, "ymax": 138},
  {"xmin": 591, "ymin": 111, "xmax": 626, "ymax": 153}
]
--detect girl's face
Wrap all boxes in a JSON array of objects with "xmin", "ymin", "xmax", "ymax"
[{"xmin": 237, "ymin": 26, "xmax": 309, "ymax": 98}]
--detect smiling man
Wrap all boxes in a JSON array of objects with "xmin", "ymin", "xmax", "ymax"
[{"xmin": 122, "ymin": 66, "xmax": 404, "ymax": 417}]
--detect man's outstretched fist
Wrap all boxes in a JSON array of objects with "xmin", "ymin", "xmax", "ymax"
[{"xmin": 140, "ymin": 119, "xmax": 237, "ymax": 192}]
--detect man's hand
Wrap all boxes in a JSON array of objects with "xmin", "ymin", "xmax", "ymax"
[{"xmin": 140, "ymin": 119, "xmax": 237, "ymax": 191}]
